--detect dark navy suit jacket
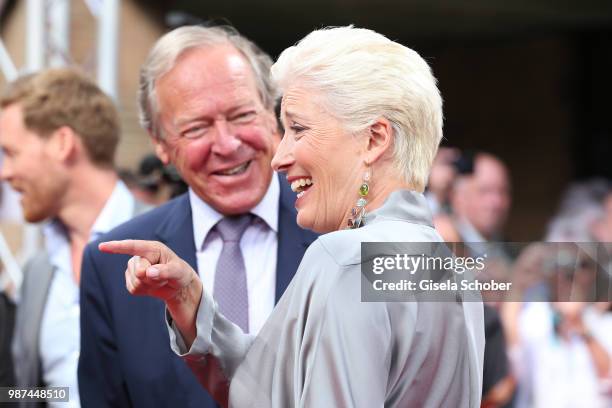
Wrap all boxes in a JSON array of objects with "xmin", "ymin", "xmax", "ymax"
[{"xmin": 78, "ymin": 176, "xmax": 317, "ymax": 407}]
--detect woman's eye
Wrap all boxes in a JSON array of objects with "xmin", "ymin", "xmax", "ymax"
[{"xmin": 290, "ymin": 124, "xmax": 306, "ymax": 134}]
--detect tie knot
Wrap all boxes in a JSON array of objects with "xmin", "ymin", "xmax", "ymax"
[{"xmin": 215, "ymin": 214, "xmax": 253, "ymax": 242}]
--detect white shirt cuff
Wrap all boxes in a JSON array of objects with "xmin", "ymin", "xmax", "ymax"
[{"xmin": 166, "ymin": 286, "xmax": 217, "ymax": 361}]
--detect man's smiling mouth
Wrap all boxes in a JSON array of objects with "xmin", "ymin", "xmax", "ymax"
[{"xmin": 214, "ymin": 160, "xmax": 252, "ymax": 176}]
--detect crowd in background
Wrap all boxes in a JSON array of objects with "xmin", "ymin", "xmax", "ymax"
[
  {"xmin": 426, "ymin": 147, "xmax": 612, "ymax": 407},
  {"xmin": 118, "ymin": 154, "xmax": 187, "ymax": 207}
]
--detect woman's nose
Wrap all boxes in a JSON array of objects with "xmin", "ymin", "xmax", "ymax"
[{"xmin": 271, "ymin": 133, "xmax": 294, "ymax": 173}]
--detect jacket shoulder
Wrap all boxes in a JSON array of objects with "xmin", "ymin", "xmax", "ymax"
[{"xmin": 91, "ymin": 193, "xmax": 189, "ymax": 243}]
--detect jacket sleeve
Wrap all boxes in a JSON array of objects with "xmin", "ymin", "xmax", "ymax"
[
  {"xmin": 78, "ymin": 244, "xmax": 131, "ymax": 407},
  {"xmin": 167, "ymin": 286, "xmax": 255, "ymax": 407}
]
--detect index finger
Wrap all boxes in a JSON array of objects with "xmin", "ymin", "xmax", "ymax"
[{"xmin": 99, "ymin": 240, "xmax": 163, "ymax": 265}]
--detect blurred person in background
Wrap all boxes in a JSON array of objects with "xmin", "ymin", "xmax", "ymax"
[
  {"xmin": 0, "ymin": 68, "xmax": 148, "ymax": 407},
  {"xmin": 0, "ymin": 171, "xmax": 19, "ymax": 387},
  {"xmin": 450, "ymin": 152, "xmax": 511, "ymax": 243},
  {"xmin": 429, "ymin": 151, "xmax": 515, "ymax": 407},
  {"xmin": 585, "ymin": 301, "xmax": 612, "ymax": 401},
  {"xmin": 433, "ymin": 151, "xmax": 511, "ymax": 246},
  {"xmin": 546, "ymin": 178, "xmax": 610, "ymax": 242},
  {"xmin": 0, "ymin": 272, "xmax": 15, "ymax": 386},
  {"xmin": 502, "ymin": 243, "xmax": 612, "ymax": 408},
  {"xmin": 592, "ymin": 189, "xmax": 612, "ymax": 242},
  {"xmin": 120, "ymin": 154, "xmax": 187, "ymax": 206},
  {"xmin": 78, "ymin": 25, "xmax": 316, "ymax": 408},
  {"xmin": 501, "ymin": 181, "xmax": 612, "ymax": 407},
  {"xmin": 425, "ymin": 146, "xmax": 460, "ymax": 215},
  {"xmin": 480, "ymin": 304, "xmax": 515, "ymax": 408}
]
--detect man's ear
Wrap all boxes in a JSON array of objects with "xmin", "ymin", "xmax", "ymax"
[
  {"xmin": 152, "ymin": 136, "xmax": 170, "ymax": 165},
  {"xmin": 48, "ymin": 126, "xmax": 79, "ymax": 163},
  {"xmin": 365, "ymin": 117, "xmax": 394, "ymax": 164}
]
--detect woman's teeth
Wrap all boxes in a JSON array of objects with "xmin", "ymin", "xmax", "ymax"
[
  {"xmin": 218, "ymin": 161, "xmax": 251, "ymax": 176},
  {"xmin": 290, "ymin": 178, "xmax": 313, "ymax": 193}
]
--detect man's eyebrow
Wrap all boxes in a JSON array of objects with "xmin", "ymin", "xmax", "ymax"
[
  {"xmin": 174, "ymin": 115, "xmax": 209, "ymax": 128},
  {"xmin": 174, "ymin": 103, "xmax": 257, "ymax": 127},
  {"xmin": 226, "ymin": 103, "xmax": 256, "ymax": 115}
]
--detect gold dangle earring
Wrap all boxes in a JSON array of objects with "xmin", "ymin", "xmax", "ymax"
[{"xmin": 347, "ymin": 165, "xmax": 370, "ymax": 229}]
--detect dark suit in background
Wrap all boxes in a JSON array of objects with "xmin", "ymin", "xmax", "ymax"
[
  {"xmin": 0, "ymin": 290, "xmax": 15, "ymax": 386},
  {"xmin": 78, "ymin": 177, "xmax": 316, "ymax": 407}
]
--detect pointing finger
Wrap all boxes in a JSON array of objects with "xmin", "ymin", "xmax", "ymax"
[{"xmin": 99, "ymin": 240, "xmax": 168, "ymax": 265}]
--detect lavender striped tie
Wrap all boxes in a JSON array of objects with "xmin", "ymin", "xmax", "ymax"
[{"xmin": 213, "ymin": 215, "xmax": 252, "ymax": 333}]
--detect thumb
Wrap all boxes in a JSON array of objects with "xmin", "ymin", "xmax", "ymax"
[{"xmin": 131, "ymin": 255, "xmax": 152, "ymax": 280}]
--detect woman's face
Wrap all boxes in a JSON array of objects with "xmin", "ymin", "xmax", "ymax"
[{"xmin": 272, "ymin": 86, "xmax": 365, "ymax": 233}]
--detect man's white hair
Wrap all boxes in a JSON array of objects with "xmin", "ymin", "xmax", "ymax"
[
  {"xmin": 271, "ymin": 26, "xmax": 443, "ymax": 191},
  {"xmin": 139, "ymin": 25, "xmax": 277, "ymax": 139}
]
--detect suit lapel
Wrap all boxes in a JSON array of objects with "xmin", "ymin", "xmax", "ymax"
[
  {"xmin": 275, "ymin": 175, "xmax": 318, "ymax": 302},
  {"xmin": 153, "ymin": 194, "xmax": 198, "ymax": 272},
  {"xmin": 16, "ymin": 253, "xmax": 54, "ymax": 387},
  {"xmin": 23, "ymin": 253, "xmax": 55, "ymax": 348}
]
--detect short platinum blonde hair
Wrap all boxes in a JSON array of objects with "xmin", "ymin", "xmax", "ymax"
[
  {"xmin": 271, "ymin": 26, "xmax": 443, "ymax": 192},
  {"xmin": 139, "ymin": 25, "xmax": 277, "ymax": 139}
]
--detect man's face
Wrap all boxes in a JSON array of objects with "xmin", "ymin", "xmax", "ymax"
[
  {"xmin": 0, "ymin": 104, "xmax": 65, "ymax": 222},
  {"xmin": 464, "ymin": 156, "xmax": 511, "ymax": 239},
  {"xmin": 153, "ymin": 45, "xmax": 279, "ymax": 215}
]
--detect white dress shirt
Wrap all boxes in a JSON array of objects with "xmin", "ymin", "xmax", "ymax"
[
  {"xmin": 40, "ymin": 181, "xmax": 134, "ymax": 408},
  {"xmin": 190, "ymin": 175, "xmax": 279, "ymax": 335}
]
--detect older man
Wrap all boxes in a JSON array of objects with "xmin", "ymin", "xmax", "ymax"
[
  {"xmin": 0, "ymin": 69, "xmax": 145, "ymax": 407},
  {"xmin": 78, "ymin": 26, "xmax": 316, "ymax": 408},
  {"xmin": 452, "ymin": 152, "xmax": 511, "ymax": 243},
  {"xmin": 433, "ymin": 152, "xmax": 514, "ymax": 406}
]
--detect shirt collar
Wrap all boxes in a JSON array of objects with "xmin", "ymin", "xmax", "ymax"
[
  {"xmin": 90, "ymin": 180, "xmax": 134, "ymax": 240},
  {"xmin": 43, "ymin": 180, "xmax": 134, "ymax": 270},
  {"xmin": 367, "ymin": 189, "xmax": 434, "ymax": 228},
  {"xmin": 189, "ymin": 174, "xmax": 279, "ymax": 250},
  {"xmin": 43, "ymin": 219, "xmax": 69, "ymax": 257}
]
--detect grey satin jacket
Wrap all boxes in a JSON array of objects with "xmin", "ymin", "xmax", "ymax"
[{"xmin": 169, "ymin": 190, "xmax": 485, "ymax": 407}]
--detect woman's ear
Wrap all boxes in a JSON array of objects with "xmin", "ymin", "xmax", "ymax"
[{"xmin": 365, "ymin": 117, "xmax": 394, "ymax": 164}]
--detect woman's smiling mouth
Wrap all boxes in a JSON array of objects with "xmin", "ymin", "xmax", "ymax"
[{"xmin": 290, "ymin": 177, "xmax": 313, "ymax": 198}]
